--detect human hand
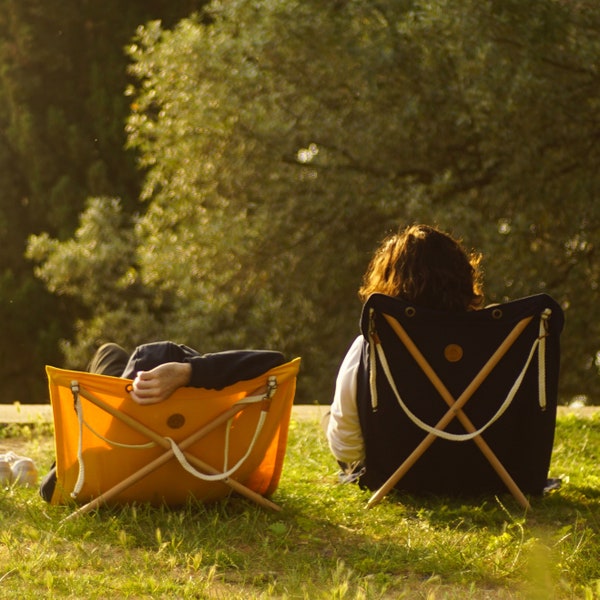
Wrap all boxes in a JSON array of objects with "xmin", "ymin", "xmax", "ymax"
[{"xmin": 129, "ymin": 362, "xmax": 192, "ymax": 405}]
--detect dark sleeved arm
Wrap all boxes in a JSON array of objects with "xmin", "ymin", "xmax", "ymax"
[
  {"xmin": 185, "ymin": 350, "xmax": 286, "ymax": 389},
  {"xmin": 121, "ymin": 341, "xmax": 285, "ymax": 390}
]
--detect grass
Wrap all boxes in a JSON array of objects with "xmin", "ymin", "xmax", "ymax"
[{"xmin": 1, "ymin": 413, "xmax": 600, "ymax": 599}]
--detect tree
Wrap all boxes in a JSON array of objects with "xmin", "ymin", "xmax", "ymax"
[
  {"xmin": 30, "ymin": 0, "xmax": 600, "ymax": 402},
  {"xmin": 27, "ymin": 197, "xmax": 169, "ymax": 366},
  {"xmin": 0, "ymin": 0, "xmax": 208, "ymax": 401}
]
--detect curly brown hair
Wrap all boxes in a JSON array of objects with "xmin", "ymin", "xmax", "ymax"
[{"xmin": 358, "ymin": 224, "xmax": 484, "ymax": 311}]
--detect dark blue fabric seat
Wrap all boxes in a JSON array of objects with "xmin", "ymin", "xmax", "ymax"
[{"xmin": 357, "ymin": 293, "xmax": 564, "ymax": 507}]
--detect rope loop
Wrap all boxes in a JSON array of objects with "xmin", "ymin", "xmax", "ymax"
[
  {"xmin": 369, "ymin": 309, "xmax": 551, "ymax": 437},
  {"xmin": 66, "ymin": 376, "xmax": 279, "ymax": 497}
]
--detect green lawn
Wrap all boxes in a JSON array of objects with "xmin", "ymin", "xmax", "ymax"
[{"xmin": 1, "ymin": 413, "xmax": 599, "ymax": 599}]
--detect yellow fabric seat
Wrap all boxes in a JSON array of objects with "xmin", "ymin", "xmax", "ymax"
[{"xmin": 46, "ymin": 358, "xmax": 300, "ymax": 514}]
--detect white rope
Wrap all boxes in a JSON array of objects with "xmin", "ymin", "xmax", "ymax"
[
  {"xmin": 221, "ymin": 389, "xmax": 271, "ymax": 472},
  {"xmin": 81, "ymin": 420, "xmax": 156, "ymax": 450},
  {"xmin": 71, "ymin": 381, "xmax": 85, "ymax": 498},
  {"xmin": 369, "ymin": 310, "xmax": 552, "ymax": 442},
  {"xmin": 375, "ymin": 337, "xmax": 539, "ymax": 441},
  {"xmin": 165, "ymin": 409, "xmax": 268, "ymax": 482}
]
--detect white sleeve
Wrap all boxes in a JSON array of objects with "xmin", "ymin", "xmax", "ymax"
[{"xmin": 326, "ymin": 335, "xmax": 365, "ymax": 464}]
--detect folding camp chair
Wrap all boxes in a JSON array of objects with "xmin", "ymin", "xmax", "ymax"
[
  {"xmin": 45, "ymin": 357, "xmax": 300, "ymax": 519},
  {"xmin": 356, "ymin": 294, "xmax": 563, "ymax": 509}
]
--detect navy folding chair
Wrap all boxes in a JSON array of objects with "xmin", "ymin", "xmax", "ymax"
[{"xmin": 357, "ymin": 294, "xmax": 564, "ymax": 509}]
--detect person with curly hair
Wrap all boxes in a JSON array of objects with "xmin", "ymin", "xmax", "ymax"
[{"xmin": 325, "ymin": 224, "xmax": 484, "ymax": 481}]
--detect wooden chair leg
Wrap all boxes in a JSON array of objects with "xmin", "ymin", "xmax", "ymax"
[
  {"xmin": 367, "ymin": 315, "xmax": 533, "ymax": 510},
  {"xmin": 62, "ymin": 386, "xmax": 281, "ymax": 521}
]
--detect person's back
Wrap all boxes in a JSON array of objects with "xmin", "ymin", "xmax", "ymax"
[{"xmin": 326, "ymin": 224, "xmax": 484, "ymax": 481}]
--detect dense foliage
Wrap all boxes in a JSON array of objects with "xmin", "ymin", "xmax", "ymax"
[
  {"xmin": 10, "ymin": 0, "xmax": 600, "ymax": 402},
  {"xmin": 0, "ymin": 1, "xmax": 208, "ymax": 401}
]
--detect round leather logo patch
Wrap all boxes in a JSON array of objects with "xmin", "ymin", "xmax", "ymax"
[
  {"xmin": 444, "ymin": 344, "xmax": 463, "ymax": 362},
  {"xmin": 167, "ymin": 413, "xmax": 186, "ymax": 429}
]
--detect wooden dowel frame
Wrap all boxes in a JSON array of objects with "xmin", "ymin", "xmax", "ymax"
[
  {"xmin": 367, "ymin": 314, "xmax": 533, "ymax": 510},
  {"xmin": 62, "ymin": 386, "xmax": 281, "ymax": 522}
]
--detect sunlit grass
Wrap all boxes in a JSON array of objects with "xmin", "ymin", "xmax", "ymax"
[{"xmin": 1, "ymin": 413, "xmax": 599, "ymax": 598}]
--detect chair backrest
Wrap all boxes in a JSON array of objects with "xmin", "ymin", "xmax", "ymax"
[
  {"xmin": 356, "ymin": 293, "xmax": 564, "ymax": 497},
  {"xmin": 46, "ymin": 358, "xmax": 300, "ymax": 507}
]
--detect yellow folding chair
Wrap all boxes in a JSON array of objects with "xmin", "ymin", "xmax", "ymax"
[
  {"xmin": 46, "ymin": 357, "xmax": 300, "ymax": 518},
  {"xmin": 354, "ymin": 294, "xmax": 563, "ymax": 509}
]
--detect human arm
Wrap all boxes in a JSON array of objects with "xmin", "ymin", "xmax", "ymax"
[
  {"xmin": 326, "ymin": 336, "xmax": 366, "ymax": 464},
  {"xmin": 185, "ymin": 350, "xmax": 285, "ymax": 389},
  {"xmin": 126, "ymin": 346, "xmax": 286, "ymax": 404}
]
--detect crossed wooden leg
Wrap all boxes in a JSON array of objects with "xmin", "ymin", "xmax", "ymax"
[
  {"xmin": 367, "ymin": 314, "xmax": 533, "ymax": 510},
  {"xmin": 62, "ymin": 384, "xmax": 281, "ymax": 522}
]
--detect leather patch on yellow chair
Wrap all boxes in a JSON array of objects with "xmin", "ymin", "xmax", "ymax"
[{"xmin": 167, "ymin": 413, "xmax": 185, "ymax": 429}]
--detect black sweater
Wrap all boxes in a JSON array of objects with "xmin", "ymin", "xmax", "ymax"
[{"xmin": 121, "ymin": 341, "xmax": 285, "ymax": 390}]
